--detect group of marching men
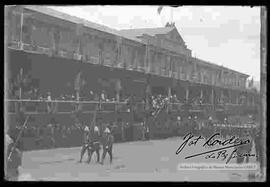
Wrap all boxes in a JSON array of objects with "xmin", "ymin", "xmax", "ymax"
[
  {"xmin": 4, "ymin": 123, "xmax": 114, "ymax": 181},
  {"xmin": 79, "ymin": 124, "xmax": 114, "ymax": 165}
]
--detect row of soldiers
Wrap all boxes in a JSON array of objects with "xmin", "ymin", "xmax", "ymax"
[
  {"xmin": 79, "ymin": 124, "xmax": 114, "ymax": 165},
  {"xmin": 175, "ymin": 114, "xmax": 261, "ymax": 164}
]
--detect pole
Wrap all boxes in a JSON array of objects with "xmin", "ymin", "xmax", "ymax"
[
  {"xmin": 260, "ymin": 6, "xmax": 266, "ymax": 178},
  {"xmin": 200, "ymin": 89, "xmax": 203, "ymax": 99},
  {"xmin": 170, "ymin": 7, "xmax": 173, "ymax": 24},
  {"xmin": 19, "ymin": 6, "xmax": 24, "ymax": 50},
  {"xmin": 185, "ymin": 87, "xmax": 189, "ymax": 101},
  {"xmin": 8, "ymin": 115, "xmax": 30, "ymax": 161},
  {"xmin": 91, "ymin": 103, "xmax": 98, "ymax": 129}
]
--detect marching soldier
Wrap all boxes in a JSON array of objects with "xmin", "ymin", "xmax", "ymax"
[
  {"xmin": 88, "ymin": 125, "xmax": 101, "ymax": 163},
  {"xmin": 101, "ymin": 127, "xmax": 114, "ymax": 164},
  {"xmin": 79, "ymin": 125, "xmax": 90, "ymax": 163}
]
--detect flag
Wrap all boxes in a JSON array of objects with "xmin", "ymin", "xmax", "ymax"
[{"xmin": 157, "ymin": 6, "xmax": 163, "ymax": 14}]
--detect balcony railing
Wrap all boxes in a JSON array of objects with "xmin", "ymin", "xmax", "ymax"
[{"xmin": 5, "ymin": 99, "xmax": 257, "ymax": 115}]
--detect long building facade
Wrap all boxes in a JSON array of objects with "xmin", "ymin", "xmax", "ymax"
[{"xmin": 4, "ymin": 6, "xmax": 260, "ymax": 150}]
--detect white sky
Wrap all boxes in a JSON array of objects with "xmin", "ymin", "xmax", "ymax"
[{"xmin": 49, "ymin": 5, "xmax": 261, "ymax": 81}]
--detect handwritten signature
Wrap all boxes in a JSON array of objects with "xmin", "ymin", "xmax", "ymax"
[{"xmin": 176, "ymin": 132, "xmax": 255, "ymax": 163}]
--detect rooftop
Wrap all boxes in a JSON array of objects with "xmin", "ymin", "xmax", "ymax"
[{"xmin": 22, "ymin": 6, "xmax": 249, "ymax": 78}]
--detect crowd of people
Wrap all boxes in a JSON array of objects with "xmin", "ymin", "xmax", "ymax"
[
  {"xmin": 8, "ymin": 117, "xmax": 142, "ymax": 151},
  {"xmin": 5, "ymin": 104, "xmax": 261, "ymax": 181}
]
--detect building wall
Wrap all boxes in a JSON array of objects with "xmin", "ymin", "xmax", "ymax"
[{"xmin": 6, "ymin": 6, "xmax": 248, "ymax": 91}]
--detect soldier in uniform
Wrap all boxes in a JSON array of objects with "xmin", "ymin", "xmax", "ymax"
[
  {"xmin": 79, "ymin": 125, "xmax": 90, "ymax": 163},
  {"xmin": 5, "ymin": 134, "xmax": 22, "ymax": 181},
  {"xmin": 88, "ymin": 125, "xmax": 101, "ymax": 163},
  {"xmin": 192, "ymin": 116, "xmax": 198, "ymax": 136},
  {"xmin": 205, "ymin": 116, "xmax": 213, "ymax": 139},
  {"xmin": 145, "ymin": 124, "xmax": 150, "ymax": 140},
  {"xmin": 185, "ymin": 116, "xmax": 192, "ymax": 135},
  {"xmin": 176, "ymin": 116, "xmax": 182, "ymax": 136},
  {"xmin": 141, "ymin": 122, "xmax": 146, "ymax": 141},
  {"xmin": 101, "ymin": 127, "xmax": 114, "ymax": 164},
  {"xmin": 220, "ymin": 123, "xmax": 226, "ymax": 139},
  {"xmin": 235, "ymin": 126, "xmax": 253, "ymax": 164},
  {"xmin": 46, "ymin": 123, "xmax": 55, "ymax": 148},
  {"xmin": 254, "ymin": 126, "xmax": 262, "ymax": 164}
]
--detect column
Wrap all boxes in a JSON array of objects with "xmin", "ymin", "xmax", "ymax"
[
  {"xmin": 116, "ymin": 36, "xmax": 122, "ymax": 67},
  {"xmin": 134, "ymin": 49, "xmax": 138, "ymax": 69},
  {"xmin": 19, "ymin": 6, "xmax": 24, "ymax": 50},
  {"xmin": 168, "ymin": 87, "xmax": 172, "ymax": 111},
  {"xmin": 115, "ymin": 80, "xmax": 121, "ymax": 102},
  {"xmin": 145, "ymin": 84, "xmax": 151, "ymax": 111},
  {"xmin": 236, "ymin": 91, "xmax": 239, "ymax": 105},
  {"xmin": 200, "ymin": 89, "xmax": 203, "ymax": 99},
  {"xmin": 228, "ymin": 90, "xmax": 231, "ymax": 104},
  {"xmin": 144, "ymin": 41, "xmax": 149, "ymax": 73},
  {"xmin": 260, "ymin": 6, "xmax": 267, "ymax": 176},
  {"xmin": 247, "ymin": 94, "xmax": 252, "ymax": 106},
  {"xmin": 185, "ymin": 87, "xmax": 189, "ymax": 101},
  {"xmin": 168, "ymin": 87, "xmax": 172, "ymax": 98},
  {"xmin": 211, "ymin": 88, "xmax": 214, "ymax": 105}
]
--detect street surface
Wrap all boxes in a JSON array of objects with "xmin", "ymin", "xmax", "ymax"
[{"xmin": 19, "ymin": 136, "xmax": 260, "ymax": 181}]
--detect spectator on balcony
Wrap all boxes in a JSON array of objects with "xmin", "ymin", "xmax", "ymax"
[
  {"xmin": 59, "ymin": 94, "xmax": 65, "ymax": 100},
  {"xmin": 46, "ymin": 91, "xmax": 53, "ymax": 113},
  {"xmin": 71, "ymin": 94, "xmax": 75, "ymax": 100},
  {"xmin": 89, "ymin": 90, "xmax": 94, "ymax": 101},
  {"xmin": 172, "ymin": 94, "xmax": 179, "ymax": 103},
  {"xmin": 100, "ymin": 90, "xmax": 106, "ymax": 102},
  {"xmin": 47, "ymin": 92, "xmax": 52, "ymax": 101},
  {"xmin": 94, "ymin": 93, "xmax": 99, "ymax": 101}
]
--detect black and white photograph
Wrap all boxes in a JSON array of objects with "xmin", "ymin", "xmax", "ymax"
[{"xmin": 4, "ymin": 5, "xmax": 267, "ymax": 182}]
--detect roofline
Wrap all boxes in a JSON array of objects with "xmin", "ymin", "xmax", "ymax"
[
  {"xmin": 192, "ymin": 57, "xmax": 249, "ymax": 77},
  {"xmin": 22, "ymin": 6, "xmax": 250, "ymax": 78},
  {"xmin": 23, "ymin": 5, "xmax": 141, "ymax": 43}
]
